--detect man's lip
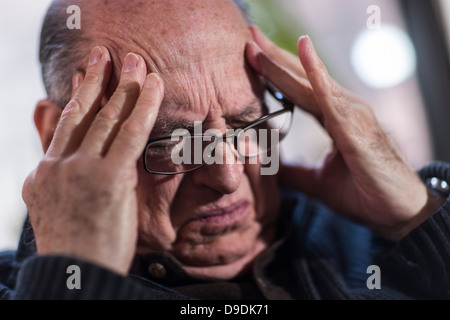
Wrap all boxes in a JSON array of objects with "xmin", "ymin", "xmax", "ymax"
[
  {"xmin": 193, "ymin": 199, "xmax": 249, "ymax": 220},
  {"xmin": 185, "ymin": 199, "xmax": 250, "ymax": 228}
]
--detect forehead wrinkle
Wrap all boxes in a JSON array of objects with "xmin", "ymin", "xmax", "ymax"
[
  {"xmin": 85, "ymin": 0, "xmax": 252, "ymax": 104},
  {"xmin": 152, "ymin": 51, "xmax": 261, "ymax": 136},
  {"xmin": 81, "ymin": 0, "xmax": 251, "ymax": 69},
  {"xmin": 211, "ymin": 58, "xmax": 261, "ymax": 118},
  {"xmin": 101, "ymin": 34, "xmax": 167, "ymax": 75},
  {"xmin": 90, "ymin": 33, "xmax": 169, "ymax": 101},
  {"xmin": 84, "ymin": 1, "xmax": 254, "ymax": 134},
  {"xmin": 97, "ymin": 20, "xmax": 246, "ymax": 78},
  {"xmin": 164, "ymin": 61, "xmax": 222, "ymax": 110}
]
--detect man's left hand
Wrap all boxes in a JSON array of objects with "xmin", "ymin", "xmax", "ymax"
[{"xmin": 246, "ymin": 26, "xmax": 445, "ymax": 241}]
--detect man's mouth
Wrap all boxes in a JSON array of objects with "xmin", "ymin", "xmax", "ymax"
[{"xmin": 185, "ymin": 199, "xmax": 250, "ymax": 233}]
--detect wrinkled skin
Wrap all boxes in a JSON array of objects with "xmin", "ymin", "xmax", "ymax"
[{"xmin": 23, "ymin": 0, "xmax": 444, "ymax": 278}]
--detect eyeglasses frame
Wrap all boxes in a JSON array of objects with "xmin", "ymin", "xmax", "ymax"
[{"xmin": 142, "ymin": 82, "xmax": 295, "ymax": 175}]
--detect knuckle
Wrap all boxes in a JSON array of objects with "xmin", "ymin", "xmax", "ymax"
[
  {"xmin": 97, "ymin": 104, "xmax": 121, "ymax": 121},
  {"xmin": 122, "ymin": 118, "xmax": 147, "ymax": 136},
  {"xmin": 115, "ymin": 80, "xmax": 141, "ymax": 97},
  {"xmin": 59, "ymin": 158, "xmax": 91, "ymax": 185},
  {"xmin": 83, "ymin": 71, "xmax": 102, "ymax": 85},
  {"xmin": 35, "ymin": 159, "xmax": 59, "ymax": 182},
  {"xmin": 63, "ymin": 154, "xmax": 88, "ymax": 171},
  {"xmin": 329, "ymin": 84, "xmax": 353, "ymax": 118},
  {"xmin": 330, "ymin": 83, "xmax": 344, "ymax": 100},
  {"xmin": 335, "ymin": 99, "xmax": 351, "ymax": 118},
  {"xmin": 23, "ymin": 159, "xmax": 59, "ymax": 202},
  {"xmin": 62, "ymin": 156, "xmax": 115, "ymax": 188},
  {"xmin": 36, "ymin": 158, "xmax": 58, "ymax": 174},
  {"xmin": 22, "ymin": 172, "xmax": 36, "ymax": 203},
  {"xmin": 137, "ymin": 93, "xmax": 157, "ymax": 107},
  {"xmin": 63, "ymin": 98, "xmax": 83, "ymax": 115}
]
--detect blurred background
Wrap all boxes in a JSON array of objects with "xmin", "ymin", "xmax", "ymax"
[{"xmin": 0, "ymin": 0, "xmax": 449, "ymax": 250}]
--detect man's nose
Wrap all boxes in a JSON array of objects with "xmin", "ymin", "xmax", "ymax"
[{"xmin": 191, "ymin": 140, "xmax": 244, "ymax": 194}]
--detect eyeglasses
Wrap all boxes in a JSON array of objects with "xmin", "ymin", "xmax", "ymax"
[{"xmin": 142, "ymin": 82, "xmax": 295, "ymax": 175}]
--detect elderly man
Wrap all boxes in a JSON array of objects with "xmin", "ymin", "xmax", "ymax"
[{"xmin": 0, "ymin": 0, "xmax": 449, "ymax": 300}]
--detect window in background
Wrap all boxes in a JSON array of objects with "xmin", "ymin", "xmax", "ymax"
[
  {"xmin": 440, "ymin": 0, "xmax": 450, "ymax": 45},
  {"xmin": 0, "ymin": 1, "xmax": 53, "ymax": 250},
  {"xmin": 402, "ymin": 0, "xmax": 450, "ymax": 163},
  {"xmin": 247, "ymin": 0, "xmax": 435, "ymax": 170}
]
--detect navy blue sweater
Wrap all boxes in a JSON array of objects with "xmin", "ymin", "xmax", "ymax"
[{"xmin": 0, "ymin": 163, "xmax": 449, "ymax": 300}]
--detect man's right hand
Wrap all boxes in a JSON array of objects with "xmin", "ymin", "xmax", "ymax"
[
  {"xmin": 22, "ymin": 46, "xmax": 164, "ymax": 275},
  {"xmin": 246, "ymin": 26, "xmax": 443, "ymax": 241}
]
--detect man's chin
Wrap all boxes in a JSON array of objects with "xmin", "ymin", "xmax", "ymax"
[
  {"xmin": 180, "ymin": 235, "xmax": 270, "ymax": 280},
  {"xmin": 167, "ymin": 201, "xmax": 280, "ymax": 280}
]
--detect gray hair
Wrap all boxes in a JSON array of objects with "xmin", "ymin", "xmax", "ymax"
[
  {"xmin": 39, "ymin": 0, "xmax": 250, "ymax": 108},
  {"xmin": 39, "ymin": 1, "xmax": 91, "ymax": 108}
]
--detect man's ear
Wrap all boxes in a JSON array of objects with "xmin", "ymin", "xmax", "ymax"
[
  {"xmin": 34, "ymin": 71, "xmax": 88, "ymax": 153},
  {"xmin": 34, "ymin": 99, "xmax": 62, "ymax": 153}
]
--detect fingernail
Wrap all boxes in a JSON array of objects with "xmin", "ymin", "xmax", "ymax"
[
  {"xmin": 124, "ymin": 53, "xmax": 139, "ymax": 72},
  {"xmin": 248, "ymin": 41, "xmax": 261, "ymax": 53},
  {"xmin": 145, "ymin": 73, "xmax": 160, "ymax": 89},
  {"xmin": 298, "ymin": 35, "xmax": 310, "ymax": 44},
  {"xmin": 72, "ymin": 73, "xmax": 82, "ymax": 89},
  {"xmin": 298, "ymin": 35, "xmax": 313, "ymax": 56},
  {"xmin": 89, "ymin": 46, "xmax": 103, "ymax": 66}
]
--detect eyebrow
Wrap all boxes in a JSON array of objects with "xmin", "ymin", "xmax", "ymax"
[
  {"xmin": 151, "ymin": 116, "xmax": 196, "ymax": 138},
  {"xmin": 151, "ymin": 101, "xmax": 263, "ymax": 138},
  {"xmin": 228, "ymin": 104, "xmax": 262, "ymax": 122}
]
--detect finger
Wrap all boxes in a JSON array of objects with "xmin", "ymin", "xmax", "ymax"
[
  {"xmin": 70, "ymin": 72, "xmax": 84, "ymax": 99},
  {"xmin": 297, "ymin": 36, "xmax": 351, "ymax": 124},
  {"xmin": 249, "ymin": 25, "xmax": 307, "ymax": 78},
  {"xmin": 246, "ymin": 41, "xmax": 322, "ymax": 118},
  {"xmin": 107, "ymin": 73, "xmax": 164, "ymax": 165},
  {"xmin": 47, "ymin": 46, "xmax": 112, "ymax": 157},
  {"xmin": 79, "ymin": 53, "xmax": 147, "ymax": 156}
]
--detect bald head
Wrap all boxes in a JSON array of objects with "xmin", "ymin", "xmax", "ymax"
[{"xmin": 39, "ymin": 0, "xmax": 251, "ymax": 107}]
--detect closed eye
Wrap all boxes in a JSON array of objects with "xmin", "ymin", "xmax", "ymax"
[
  {"xmin": 147, "ymin": 141, "xmax": 179, "ymax": 158},
  {"xmin": 226, "ymin": 103, "xmax": 268, "ymax": 129}
]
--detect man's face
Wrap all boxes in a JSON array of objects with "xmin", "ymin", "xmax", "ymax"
[{"xmin": 88, "ymin": 0, "xmax": 282, "ymax": 279}]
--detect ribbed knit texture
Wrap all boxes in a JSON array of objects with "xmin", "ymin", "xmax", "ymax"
[
  {"xmin": 375, "ymin": 161, "xmax": 450, "ymax": 299},
  {"xmin": 379, "ymin": 205, "xmax": 450, "ymax": 298},
  {"xmin": 13, "ymin": 255, "xmax": 188, "ymax": 300},
  {"xmin": 1, "ymin": 161, "xmax": 448, "ymax": 300}
]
